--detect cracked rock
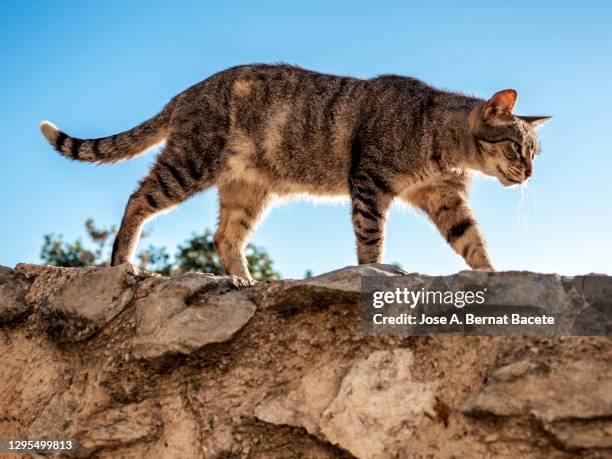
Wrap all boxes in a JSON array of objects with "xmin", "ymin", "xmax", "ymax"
[
  {"xmin": 254, "ymin": 361, "xmax": 347, "ymax": 436},
  {"xmin": 38, "ymin": 263, "xmax": 139, "ymax": 341},
  {"xmin": 267, "ymin": 264, "xmax": 406, "ymax": 310},
  {"xmin": 256, "ymin": 349, "xmax": 435, "ymax": 459},
  {"xmin": 0, "ymin": 266, "xmax": 31, "ymax": 325},
  {"xmin": 463, "ymin": 357, "xmax": 612, "ymax": 449},
  {"xmin": 1, "ymin": 264, "xmax": 611, "ymax": 458},
  {"xmin": 320, "ymin": 349, "xmax": 435, "ymax": 458},
  {"xmin": 133, "ymin": 273, "xmax": 256, "ymax": 359},
  {"xmin": 28, "ymin": 372, "xmax": 162, "ymax": 457}
]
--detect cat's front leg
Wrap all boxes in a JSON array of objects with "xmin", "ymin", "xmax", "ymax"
[{"xmin": 404, "ymin": 185, "xmax": 494, "ymax": 271}]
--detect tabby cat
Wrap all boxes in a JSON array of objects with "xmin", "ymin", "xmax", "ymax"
[{"xmin": 40, "ymin": 64, "xmax": 550, "ymax": 280}]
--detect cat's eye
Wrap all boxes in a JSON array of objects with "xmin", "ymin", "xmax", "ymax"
[{"xmin": 503, "ymin": 142, "xmax": 521, "ymax": 161}]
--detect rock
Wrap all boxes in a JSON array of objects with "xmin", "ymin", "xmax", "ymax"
[
  {"xmin": 488, "ymin": 359, "xmax": 542, "ymax": 382},
  {"xmin": 304, "ymin": 264, "xmax": 407, "ymax": 293},
  {"xmin": 571, "ymin": 274, "xmax": 612, "ymax": 335},
  {"xmin": 28, "ymin": 370, "xmax": 162, "ymax": 456},
  {"xmin": 320, "ymin": 349, "xmax": 435, "ymax": 458},
  {"xmin": 147, "ymin": 396, "xmax": 201, "ymax": 459},
  {"xmin": 365, "ymin": 270, "xmax": 593, "ymax": 336},
  {"xmin": 542, "ymin": 419, "xmax": 612, "ymax": 450},
  {"xmin": 38, "ymin": 263, "xmax": 139, "ymax": 341},
  {"xmin": 132, "ymin": 273, "xmax": 256, "ymax": 359},
  {"xmin": 76, "ymin": 400, "xmax": 163, "ymax": 455},
  {"xmin": 575, "ymin": 274, "xmax": 612, "ymax": 311},
  {"xmin": 463, "ymin": 358, "xmax": 612, "ymax": 449},
  {"xmin": 16, "ymin": 263, "xmax": 96, "ymax": 305},
  {"xmin": 0, "ymin": 264, "xmax": 611, "ymax": 458},
  {"xmin": 255, "ymin": 349, "xmax": 436, "ymax": 459},
  {"xmin": 267, "ymin": 264, "xmax": 406, "ymax": 310},
  {"xmin": 254, "ymin": 361, "xmax": 347, "ymax": 436},
  {"xmin": 0, "ymin": 332, "xmax": 66, "ymax": 428},
  {"xmin": 202, "ymin": 425, "xmax": 234, "ymax": 457},
  {"xmin": 0, "ymin": 266, "xmax": 31, "ymax": 325}
]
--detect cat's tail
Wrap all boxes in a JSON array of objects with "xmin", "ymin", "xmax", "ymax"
[{"xmin": 39, "ymin": 105, "xmax": 172, "ymax": 164}]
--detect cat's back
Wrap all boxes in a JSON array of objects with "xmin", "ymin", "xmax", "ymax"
[
  {"xmin": 210, "ymin": 64, "xmax": 368, "ymax": 193},
  {"xmin": 221, "ymin": 63, "xmax": 367, "ymax": 127}
]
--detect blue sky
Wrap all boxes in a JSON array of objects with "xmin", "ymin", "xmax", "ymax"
[{"xmin": 1, "ymin": 1, "xmax": 611, "ymax": 278}]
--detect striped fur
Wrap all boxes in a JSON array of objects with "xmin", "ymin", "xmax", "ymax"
[
  {"xmin": 40, "ymin": 64, "xmax": 550, "ymax": 279},
  {"xmin": 402, "ymin": 172, "xmax": 492, "ymax": 270},
  {"xmin": 40, "ymin": 106, "xmax": 171, "ymax": 164}
]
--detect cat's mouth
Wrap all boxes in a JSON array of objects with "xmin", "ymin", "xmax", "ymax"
[{"xmin": 496, "ymin": 166, "xmax": 522, "ymax": 187}]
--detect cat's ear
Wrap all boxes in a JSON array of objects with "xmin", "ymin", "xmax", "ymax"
[
  {"xmin": 482, "ymin": 89, "xmax": 517, "ymax": 124},
  {"xmin": 517, "ymin": 115, "xmax": 552, "ymax": 128}
]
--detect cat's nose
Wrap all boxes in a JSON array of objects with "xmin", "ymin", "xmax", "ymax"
[{"xmin": 524, "ymin": 167, "xmax": 533, "ymax": 179}]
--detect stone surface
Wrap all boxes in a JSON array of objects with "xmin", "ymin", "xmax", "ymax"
[
  {"xmin": 254, "ymin": 360, "xmax": 348, "ymax": 436},
  {"xmin": 266, "ymin": 263, "xmax": 406, "ymax": 310},
  {"xmin": 0, "ymin": 266, "xmax": 31, "ymax": 325},
  {"xmin": 0, "ymin": 332, "xmax": 66, "ymax": 431},
  {"xmin": 304, "ymin": 264, "xmax": 407, "ymax": 293},
  {"xmin": 365, "ymin": 270, "xmax": 606, "ymax": 336},
  {"xmin": 132, "ymin": 273, "xmax": 256, "ymax": 359},
  {"xmin": 147, "ymin": 396, "xmax": 201, "ymax": 459},
  {"xmin": 255, "ymin": 349, "xmax": 436, "ymax": 458},
  {"xmin": 16, "ymin": 263, "xmax": 98, "ymax": 306},
  {"xmin": 463, "ymin": 357, "xmax": 612, "ymax": 449},
  {"xmin": 0, "ymin": 264, "xmax": 610, "ymax": 458},
  {"xmin": 30, "ymin": 392, "xmax": 162, "ymax": 457},
  {"xmin": 572, "ymin": 274, "xmax": 612, "ymax": 335},
  {"xmin": 320, "ymin": 350, "xmax": 435, "ymax": 458},
  {"xmin": 22, "ymin": 263, "xmax": 138, "ymax": 341}
]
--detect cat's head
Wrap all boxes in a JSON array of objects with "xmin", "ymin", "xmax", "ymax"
[{"xmin": 471, "ymin": 89, "xmax": 550, "ymax": 187}]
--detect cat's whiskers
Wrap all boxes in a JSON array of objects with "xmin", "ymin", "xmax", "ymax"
[{"xmin": 514, "ymin": 180, "xmax": 536, "ymax": 229}]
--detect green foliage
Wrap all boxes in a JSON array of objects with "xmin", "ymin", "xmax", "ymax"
[
  {"xmin": 136, "ymin": 245, "xmax": 173, "ymax": 276},
  {"xmin": 41, "ymin": 218, "xmax": 116, "ymax": 267},
  {"xmin": 175, "ymin": 230, "xmax": 223, "ymax": 275},
  {"xmin": 245, "ymin": 243, "xmax": 280, "ymax": 281},
  {"xmin": 40, "ymin": 234, "xmax": 97, "ymax": 267},
  {"xmin": 174, "ymin": 229, "xmax": 280, "ymax": 281},
  {"xmin": 41, "ymin": 218, "xmax": 280, "ymax": 280}
]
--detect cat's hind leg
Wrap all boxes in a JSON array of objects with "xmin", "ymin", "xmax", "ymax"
[
  {"xmin": 111, "ymin": 141, "xmax": 216, "ymax": 266},
  {"xmin": 214, "ymin": 179, "xmax": 271, "ymax": 281}
]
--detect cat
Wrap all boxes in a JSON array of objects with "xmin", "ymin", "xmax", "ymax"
[{"xmin": 40, "ymin": 64, "xmax": 550, "ymax": 280}]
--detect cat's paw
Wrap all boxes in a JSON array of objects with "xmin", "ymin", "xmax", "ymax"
[
  {"xmin": 473, "ymin": 264, "xmax": 495, "ymax": 272},
  {"xmin": 469, "ymin": 259, "xmax": 495, "ymax": 271}
]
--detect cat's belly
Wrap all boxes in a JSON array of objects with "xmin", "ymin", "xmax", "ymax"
[
  {"xmin": 223, "ymin": 130, "xmax": 350, "ymax": 197},
  {"xmin": 272, "ymin": 180, "xmax": 349, "ymax": 197},
  {"xmin": 222, "ymin": 146, "xmax": 349, "ymax": 197}
]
